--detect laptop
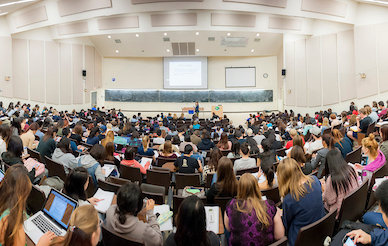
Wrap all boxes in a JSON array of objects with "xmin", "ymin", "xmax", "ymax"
[
  {"xmin": 24, "ymin": 189, "xmax": 78, "ymax": 244},
  {"xmin": 0, "ymin": 169, "xmax": 4, "ymax": 182}
]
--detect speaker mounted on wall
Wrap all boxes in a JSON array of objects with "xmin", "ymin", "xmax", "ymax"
[
  {"xmin": 82, "ymin": 70, "xmax": 86, "ymax": 77},
  {"xmin": 282, "ymin": 69, "xmax": 286, "ymax": 76}
]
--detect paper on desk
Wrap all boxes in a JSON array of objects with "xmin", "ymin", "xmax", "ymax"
[
  {"xmin": 373, "ymin": 176, "xmax": 388, "ymax": 191},
  {"xmin": 102, "ymin": 164, "xmax": 115, "ymax": 178},
  {"xmin": 205, "ymin": 206, "xmax": 219, "ymax": 234},
  {"xmin": 153, "ymin": 205, "xmax": 173, "ymax": 231},
  {"xmin": 377, "ymin": 121, "xmax": 388, "ymax": 126},
  {"xmin": 93, "ymin": 188, "xmax": 115, "ymax": 213},
  {"xmin": 350, "ymin": 126, "xmax": 358, "ymax": 132},
  {"xmin": 141, "ymin": 157, "xmax": 153, "ymax": 168}
]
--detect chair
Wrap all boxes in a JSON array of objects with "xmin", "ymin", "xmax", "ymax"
[
  {"xmin": 261, "ymin": 186, "xmax": 281, "ymax": 204},
  {"xmin": 146, "ymin": 169, "xmax": 171, "ymax": 195},
  {"xmin": 276, "ymin": 148, "xmax": 287, "ymax": 157},
  {"xmin": 26, "ymin": 185, "xmax": 46, "ymax": 215},
  {"xmin": 205, "ymin": 173, "xmax": 215, "ymax": 189},
  {"xmin": 365, "ymin": 163, "xmax": 388, "ymax": 211},
  {"xmin": 268, "ymin": 237, "xmax": 287, "ymax": 246},
  {"xmin": 44, "ymin": 156, "xmax": 67, "ymax": 182},
  {"xmin": 27, "ymin": 148, "xmax": 42, "ymax": 162},
  {"xmin": 98, "ymin": 179, "xmax": 122, "ymax": 194},
  {"xmin": 175, "ymin": 173, "xmax": 201, "ymax": 193},
  {"xmin": 156, "ymin": 157, "xmax": 177, "ymax": 167},
  {"xmin": 101, "ymin": 224, "xmax": 143, "ymax": 246},
  {"xmin": 221, "ymin": 150, "xmax": 231, "ymax": 156},
  {"xmin": 141, "ymin": 183, "xmax": 165, "ymax": 204},
  {"xmin": 214, "ymin": 197, "xmax": 232, "ymax": 216},
  {"xmin": 236, "ymin": 167, "xmax": 259, "ymax": 176},
  {"xmin": 294, "ymin": 209, "xmax": 337, "ymax": 246},
  {"xmin": 120, "ymin": 164, "xmax": 142, "ymax": 184},
  {"xmin": 80, "ymin": 142, "xmax": 93, "ymax": 151},
  {"xmin": 107, "ymin": 176, "xmax": 131, "ymax": 186},
  {"xmin": 336, "ymin": 180, "xmax": 369, "ymax": 231},
  {"xmin": 345, "ymin": 146, "xmax": 362, "ymax": 164}
]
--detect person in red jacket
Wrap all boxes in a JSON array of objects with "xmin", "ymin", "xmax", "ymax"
[
  {"xmin": 285, "ymin": 129, "xmax": 305, "ymax": 149},
  {"xmin": 121, "ymin": 147, "xmax": 150, "ymax": 174}
]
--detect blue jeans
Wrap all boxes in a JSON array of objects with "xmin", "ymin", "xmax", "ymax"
[{"xmin": 363, "ymin": 212, "xmax": 387, "ymax": 228}]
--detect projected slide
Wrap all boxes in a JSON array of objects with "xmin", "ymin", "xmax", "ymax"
[{"xmin": 164, "ymin": 57, "xmax": 208, "ymax": 89}]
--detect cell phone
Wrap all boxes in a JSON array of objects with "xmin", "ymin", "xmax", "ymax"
[
  {"xmin": 343, "ymin": 236, "xmax": 356, "ymax": 246},
  {"xmin": 208, "ymin": 209, "xmax": 214, "ymax": 223}
]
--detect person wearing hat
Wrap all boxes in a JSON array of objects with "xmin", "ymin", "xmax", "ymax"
[{"xmin": 306, "ymin": 126, "xmax": 324, "ymax": 155}]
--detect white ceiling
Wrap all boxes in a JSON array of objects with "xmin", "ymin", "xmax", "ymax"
[
  {"xmin": 0, "ymin": 0, "xmax": 41, "ymax": 15},
  {"xmin": 90, "ymin": 31, "xmax": 283, "ymax": 57},
  {"xmin": 355, "ymin": 0, "xmax": 388, "ymax": 7}
]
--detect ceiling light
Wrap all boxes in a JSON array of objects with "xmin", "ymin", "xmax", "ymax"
[
  {"xmin": 108, "ymin": 35, "xmax": 111, "ymax": 39},
  {"xmin": 256, "ymin": 33, "xmax": 260, "ymax": 37},
  {"xmin": 227, "ymin": 33, "xmax": 231, "ymax": 36},
  {"xmin": 0, "ymin": 0, "xmax": 36, "ymax": 8},
  {"xmin": 196, "ymin": 49, "xmax": 199, "ymax": 52},
  {"xmin": 196, "ymin": 32, "xmax": 199, "ymax": 35},
  {"xmin": 167, "ymin": 49, "xmax": 170, "ymax": 52},
  {"xmin": 251, "ymin": 49, "xmax": 254, "ymax": 52},
  {"xmin": 135, "ymin": 34, "xmax": 139, "ymax": 37},
  {"xmin": 115, "ymin": 50, "xmax": 119, "ymax": 53},
  {"xmin": 0, "ymin": 12, "xmax": 8, "ymax": 16},
  {"xmin": 164, "ymin": 33, "xmax": 167, "ymax": 36}
]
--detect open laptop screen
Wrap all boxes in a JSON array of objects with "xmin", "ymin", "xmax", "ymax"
[
  {"xmin": 43, "ymin": 189, "xmax": 77, "ymax": 229},
  {"xmin": 0, "ymin": 169, "xmax": 4, "ymax": 182}
]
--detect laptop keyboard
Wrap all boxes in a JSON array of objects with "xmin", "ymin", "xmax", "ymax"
[{"xmin": 32, "ymin": 214, "xmax": 62, "ymax": 236}]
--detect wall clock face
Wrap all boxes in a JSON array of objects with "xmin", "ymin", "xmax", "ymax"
[{"xmin": 263, "ymin": 73, "xmax": 268, "ymax": 78}]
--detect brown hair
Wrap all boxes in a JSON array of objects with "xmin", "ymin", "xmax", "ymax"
[
  {"xmin": 215, "ymin": 157, "xmax": 238, "ymax": 198},
  {"xmin": 362, "ymin": 134, "xmax": 379, "ymax": 159},
  {"xmin": 330, "ymin": 114, "xmax": 336, "ymax": 120},
  {"xmin": 74, "ymin": 125, "xmax": 82, "ymax": 135},
  {"xmin": 381, "ymin": 125, "xmax": 388, "ymax": 142},
  {"xmin": 331, "ymin": 129, "xmax": 343, "ymax": 147},
  {"xmin": 208, "ymin": 147, "xmax": 222, "ymax": 171},
  {"xmin": 290, "ymin": 145, "xmax": 306, "ymax": 165},
  {"xmin": 105, "ymin": 142, "xmax": 115, "ymax": 161},
  {"xmin": 101, "ymin": 131, "xmax": 114, "ymax": 148},
  {"xmin": 359, "ymin": 108, "xmax": 367, "ymax": 116},
  {"xmin": 163, "ymin": 140, "xmax": 173, "ymax": 155},
  {"xmin": 292, "ymin": 135, "xmax": 304, "ymax": 149},
  {"xmin": 217, "ymin": 132, "xmax": 229, "ymax": 150},
  {"xmin": 142, "ymin": 135, "xmax": 150, "ymax": 152}
]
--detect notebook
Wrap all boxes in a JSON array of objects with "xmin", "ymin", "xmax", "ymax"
[
  {"xmin": 93, "ymin": 188, "xmax": 115, "ymax": 213},
  {"xmin": 24, "ymin": 189, "xmax": 78, "ymax": 244},
  {"xmin": 205, "ymin": 206, "xmax": 219, "ymax": 234}
]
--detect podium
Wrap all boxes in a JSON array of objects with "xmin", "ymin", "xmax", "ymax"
[
  {"xmin": 182, "ymin": 107, "xmax": 205, "ymax": 118},
  {"xmin": 211, "ymin": 105, "xmax": 223, "ymax": 119}
]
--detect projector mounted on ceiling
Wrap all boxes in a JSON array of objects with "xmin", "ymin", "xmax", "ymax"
[{"xmin": 221, "ymin": 37, "xmax": 249, "ymax": 47}]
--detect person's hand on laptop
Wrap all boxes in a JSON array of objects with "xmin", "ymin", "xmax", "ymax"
[{"xmin": 36, "ymin": 231, "xmax": 56, "ymax": 246}]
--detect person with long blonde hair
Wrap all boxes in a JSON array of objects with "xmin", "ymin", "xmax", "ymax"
[
  {"xmin": 224, "ymin": 173, "xmax": 284, "ymax": 246},
  {"xmin": 277, "ymin": 158, "xmax": 325, "ymax": 246},
  {"xmin": 137, "ymin": 135, "xmax": 155, "ymax": 157},
  {"xmin": 50, "ymin": 205, "xmax": 100, "ymax": 246},
  {"xmin": 101, "ymin": 130, "xmax": 114, "ymax": 148},
  {"xmin": 0, "ymin": 165, "xmax": 55, "ymax": 246}
]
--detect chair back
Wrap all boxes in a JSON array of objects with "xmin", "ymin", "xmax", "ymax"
[
  {"xmin": 156, "ymin": 157, "xmax": 177, "ymax": 167},
  {"xmin": 337, "ymin": 180, "xmax": 369, "ymax": 229},
  {"xmin": 276, "ymin": 148, "xmax": 287, "ymax": 157},
  {"xmin": 142, "ymin": 191, "xmax": 165, "ymax": 205},
  {"xmin": 261, "ymin": 186, "xmax": 281, "ymax": 204},
  {"xmin": 141, "ymin": 183, "xmax": 166, "ymax": 203},
  {"xmin": 175, "ymin": 173, "xmax": 201, "ymax": 191},
  {"xmin": 146, "ymin": 169, "xmax": 171, "ymax": 195},
  {"xmin": 366, "ymin": 122, "xmax": 376, "ymax": 136},
  {"xmin": 268, "ymin": 237, "xmax": 287, "ymax": 246},
  {"xmin": 221, "ymin": 150, "xmax": 231, "ymax": 156},
  {"xmin": 27, "ymin": 148, "xmax": 42, "ymax": 162},
  {"xmin": 101, "ymin": 224, "xmax": 144, "ymax": 246},
  {"xmin": 236, "ymin": 167, "xmax": 259, "ymax": 176},
  {"xmin": 44, "ymin": 156, "xmax": 67, "ymax": 182},
  {"xmin": 345, "ymin": 146, "xmax": 362, "ymax": 164},
  {"xmin": 120, "ymin": 164, "xmax": 142, "ymax": 184},
  {"xmin": 107, "ymin": 177, "xmax": 131, "ymax": 186},
  {"xmin": 98, "ymin": 179, "xmax": 122, "ymax": 194},
  {"xmin": 205, "ymin": 173, "xmax": 215, "ymax": 189},
  {"xmin": 294, "ymin": 209, "xmax": 337, "ymax": 246},
  {"xmin": 214, "ymin": 197, "xmax": 232, "ymax": 216},
  {"xmin": 85, "ymin": 175, "xmax": 96, "ymax": 198},
  {"xmin": 26, "ymin": 185, "xmax": 46, "ymax": 214},
  {"xmin": 80, "ymin": 142, "xmax": 93, "ymax": 151},
  {"xmin": 365, "ymin": 163, "xmax": 388, "ymax": 211}
]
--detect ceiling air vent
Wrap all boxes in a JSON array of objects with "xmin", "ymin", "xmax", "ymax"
[
  {"xmin": 254, "ymin": 38, "xmax": 261, "ymax": 42},
  {"xmin": 171, "ymin": 42, "xmax": 196, "ymax": 55},
  {"xmin": 208, "ymin": 37, "xmax": 215, "ymax": 41},
  {"xmin": 115, "ymin": 39, "xmax": 121, "ymax": 43},
  {"xmin": 163, "ymin": 37, "xmax": 170, "ymax": 42}
]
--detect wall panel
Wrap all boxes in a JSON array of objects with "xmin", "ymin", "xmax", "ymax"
[
  {"xmin": 14, "ymin": 6, "xmax": 48, "ymax": 28},
  {"xmin": 295, "ymin": 39, "xmax": 307, "ymax": 107},
  {"xmin": 151, "ymin": 13, "xmax": 197, "ymax": 27},
  {"xmin": 12, "ymin": 39, "xmax": 28, "ymax": 100},
  {"xmin": 301, "ymin": 0, "xmax": 347, "ymax": 17},
  {"xmin": 60, "ymin": 43, "xmax": 72, "ymax": 105},
  {"xmin": 97, "ymin": 16, "xmax": 139, "ymax": 30},
  {"xmin": 376, "ymin": 22, "xmax": 388, "ymax": 93},
  {"xmin": 223, "ymin": 0, "xmax": 287, "ymax": 8},
  {"xmin": 29, "ymin": 40, "xmax": 45, "ymax": 102},
  {"xmin": 354, "ymin": 25, "xmax": 378, "ymax": 99},
  {"xmin": 72, "ymin": 44, "xmax": 83, "ymax": 104},
  {"xmin": 268, "ymin": 17, "xmax": 303, "ymax": 30},
  {"xmin": 322, "ymin": 34, "xmax": 339, "ymax": 105},
  {"xmin": 94, "ymin": 49, "xmax": 102, "ymax": 89},
  {"xmin": 0, "ymin": 37, "xmax": 13, "ymax": 98},
  {"xmin": 85, "ymin": 46, "xmax": 94, "ymax": 104},
  {"xmin": 45, "ymin": 41, "xmax": 59, "ymax": 105},
  {"xmin": 285, "ymin": 42, "xmax": 295, "ymax": 106},
  {"xmin": 211, "ymin": 13, "xmax": 256, "ymax": 27},
  {"xmin": 306, "ymin": 36, "xmax": 321, "ymax": 107},
  {"xmin": 57, "ymin": 0, "xmax": 112, "ymax": 17},
  {"xmin": 337, "ymin": 29, "xmax": 356, "ymax": 102}
]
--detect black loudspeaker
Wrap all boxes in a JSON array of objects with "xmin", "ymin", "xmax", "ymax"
[
  {"xmin": 82, "ymin": 70, "xmax": 86, "ymax": 77},
  {"xmin": 282, "ymin": 69, "xmax": 286, "ymax": 76}
]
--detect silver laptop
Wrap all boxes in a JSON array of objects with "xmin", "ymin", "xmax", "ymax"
[{"xmin": 24, "ymin": 188, "xmax": 78, "ymax": 244}]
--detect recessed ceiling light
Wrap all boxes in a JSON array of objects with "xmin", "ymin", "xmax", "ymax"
[
  {"xmin": 196, "ymin": 49, "xmax": 199, "ymax": 52},
  {"xmin": 196, "ymin": 32, "xmax": 199, "ymax": 35},
  {"xmin": 164, "ymin": 33, "xmax": 167, "ymax": 36},
  {"xmin": 227, "ymin": 33, "xmax": 231, "ymax": 36},
  {"xmin": 115, "ymin": 50, "xmax": 119, "ymax": 53},
  {"xmin": 108, "ymin": 35, "xmax": 111, "ymax": 39},
  {"xmin": 135, "ymin": 34, "xmax": 139, "ymax": 37},
  {"xmin": 167, "ymin": 49, "xmax": 170, "ymax": 52},
  {"xmin": 251, "ymin": 49, "xmax": 254, "ymax": 52},
  {"xmin": 256, "ymin": 33, "xmax": 260, "ymax": 37}
]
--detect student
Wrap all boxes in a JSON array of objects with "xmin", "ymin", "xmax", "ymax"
[
  {"xmin": 165, "ymin": 196, "xmax": 220, "ymax": 246},
  {"xmin": 379, "ymin": 125, "xmax": 388, "ymax": 160},
  {"xmin": 101, "ymin": 130, "xmax": 114, "ymax": 148},
  {"xmin": 347, "ymin": 108, "xmax": 372, "ymax": 142},
  {"xmin": 257, "ymin": 139, "xmax": 277, "ymax": 166},
  {"xmin": 256, "ymin": 159, "xmax": 276, "ymax": 190},
  {"xmin": 105, "ymin": 183, "xmax": 162, "ymax": 246},
  {"xmin": 277, "ymin": 158, "xmax": 325, "ymax": 246},
  {"xmin": 174, "ymin": 145, "xmax": 203, "ymax": 174},
  {"xmin": 0, "ymin": 164, "xmax": 55, "ymax": 246},
  {"xmin": 76, "ymin": 144, "xmax": 106, "ymax": 187},
  {"xmin": 290, "ymin": 146, "xmax": 312, "ymax": 175},
  {"xmin": 203, "ymin": 147, "xmax": 222, "ymax": 184},
  {"xmin": 0, "ymin": 125, "xmax": 10, "ymax": 156},
  {"xmin": 86, "ymin": 127, "xmax": 100, "ymax": 146},
  {"xmin": 137, "ymin": 136, "xmax": 155, "ymax": 157},
  {"xmin": 50, "ymin": 205, "xmax": 100, "ymax": 246},
  {"xmin": 105, "ymin": 142, "xmax": 120, "ymax": 167},
  {"xmin": 285, "ymin": 129, "xmax": 305, "ymax": 149},
  {"xmin": 233, "ymin": 143, "xmax": 258, "ymax": 174},
  {"xmin": 20, "ymin": 122, "xmax": 39, "ymax": 150},
  {"xmin": 332, "ymin": 129, "xmax": 352, "ymax": 159},
  {"xmin": 36, "ymin": 126, "xmax": 57, "ymax": 159},
  {"xmin": 310, "ymin": 133, "xmax": 333, "ymax": 178},
  {"xmin": 179, "ymin": 134, "xmax": 198, "ymax": 153},
  {"xmin": 121, "ymin": 147, "xmax": 148, "ymax": 174},
  {"xmin": 198, "ymin": 131, "xmax": 215, "ymax": 150},
  {"xmin": 70, "ymin": 124, "xmax": 83, "ymax": 144},
  {"xmin": 378, "ymin": 101, "xmax": 387, "ymax": 118},
  {"xmin": 346, "ymin": 179, "xmax": 388, "ymax": 245},
  {"xmin": 306, "ymin": 126, "xmax": 324, "ymax": 155},
  {"xmin": 52, "ymin": 137, "xmax": 78, "ymax": 174},
  {"xmin": 225, "ymin": 173, "xmax": 285, "ymax": 246},
  {"xmin": 153, "ymin": 130, "xmax": 165, "ymax": 145},
  {"xmin": 227, "ymin": 139, "xmax": 241, "ymax": 159},
  {"xmin": 190, "ymin": 130, "xmax": 202, "ymax": 145},
  {"xmin": 322, "ymin": 149, "xmax": 359, "ymax": 218},
  {"xmin": 159, "ymin": 140, "xmax": 178, "ymax": 158},
  {"xmin": 62, "ymin": 127, "xmax": 83, "ymax": 153},
  {"xmin": 63, "ymin": 167, "xmax": 100, "ymax": 206}
]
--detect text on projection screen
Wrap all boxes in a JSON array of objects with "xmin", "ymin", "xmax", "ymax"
[{"xmin": 169, "ymin": 62, "xmax": 202, "ymax": 86}]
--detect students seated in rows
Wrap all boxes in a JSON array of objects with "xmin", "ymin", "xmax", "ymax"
[
  {"xmin": 285, "ymin": 129, "xmax": 304, "ymax": 149},
  {"xmin": 227, "ymin": 140, "xmax": 241, "ymax": 159},
  {"xmin": 198, "ymin": 131, "xmax": 215, "ymax": 150},
  {"xmin": 137, "ymin": 136, "xmax": 155, "ymax": 157},
  {"xmin": 37, "ymin": 126, "xmax": 57, "ymax": 159},
  {"xmin": 233, "ymin": 143, "xmax": 258, "ymax": 174},
  {"xmin": 277, "ymin": 158, "xmax": 325, "ymax": 246},
  {"xmin": 50, "ymin": 205, "xmax": 101, "ymax": 246},
  {"xmin": 225, "ymin": 173, "xmax": 284, "ymax": 246},
  {"xmin": 257, "ymin": 139, "xmax": 277, "ymax": 166},
  {"xmin": 70, "ymin": 124, "xmax": 83, "ymax": 144},
  {"xmin": 217, "ymin": 132, "xmax": 232, "ymax": 150},
  {"xmin": 203, "ymin": 147, "xmax": 222, "ymax": 184},
  {"xmin": 0, "ymin": 164, "xmax": 55, "ymax": 246},
  {"xmin": 331, "ymin": 129, "xmax": 352, "ymax": 159},
  {"xmin": 86, "ymin": 127, "xmax": 100, "ymax": 146},
  {"xmin": 174, "ymin": 145, "xmax": 203, "ymax": 174},
  {"xmin": 179, "ymin": 134, "xmax": 198, "ymax": 153},
  {"xmin": 256, "ymin": 159, "xmax": 276, "ymax": 190},
  {"xmin": 159, "ymin": 140, "xmax": 178, "ymax": 159},
  {"xmin": 306, "ymin": 126, "xmax": 324, "ymax": 155},
  {"xmin": 52, "ymin": 137, "xmax": 77, "ymax": 174},
  {"xmin": 105, "ymin": 183, "xmax": 162, "ymax": 246},
  {"xmin": 347, "ymin": 108, "xmax": 372, "ymax": 143},
  {"xmin": 166, "ymin": 195, "xmax": 220, "ymax": 246},
  {"xmin": 105, "ymin": 142, "xmax": 120, "ymax": 167},
  {"xmin": 121, "ymin": 147, "xmax": 149, "ymax": 174},
  {"xmin": 310, "ymin": 133, "xmax": 333, "ymax": 178},
  {"xmin": 76, "ymin": 144, "xmax": 106, "ymax": 187},
  {"xmin": 20, "ymin": 122, "xmax": 39, "ymax": 150}
]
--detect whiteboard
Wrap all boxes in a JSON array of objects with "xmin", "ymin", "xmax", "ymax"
[{"xmin": 225, "ymin": 67, "xmax": 256, "ymax": 87}]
